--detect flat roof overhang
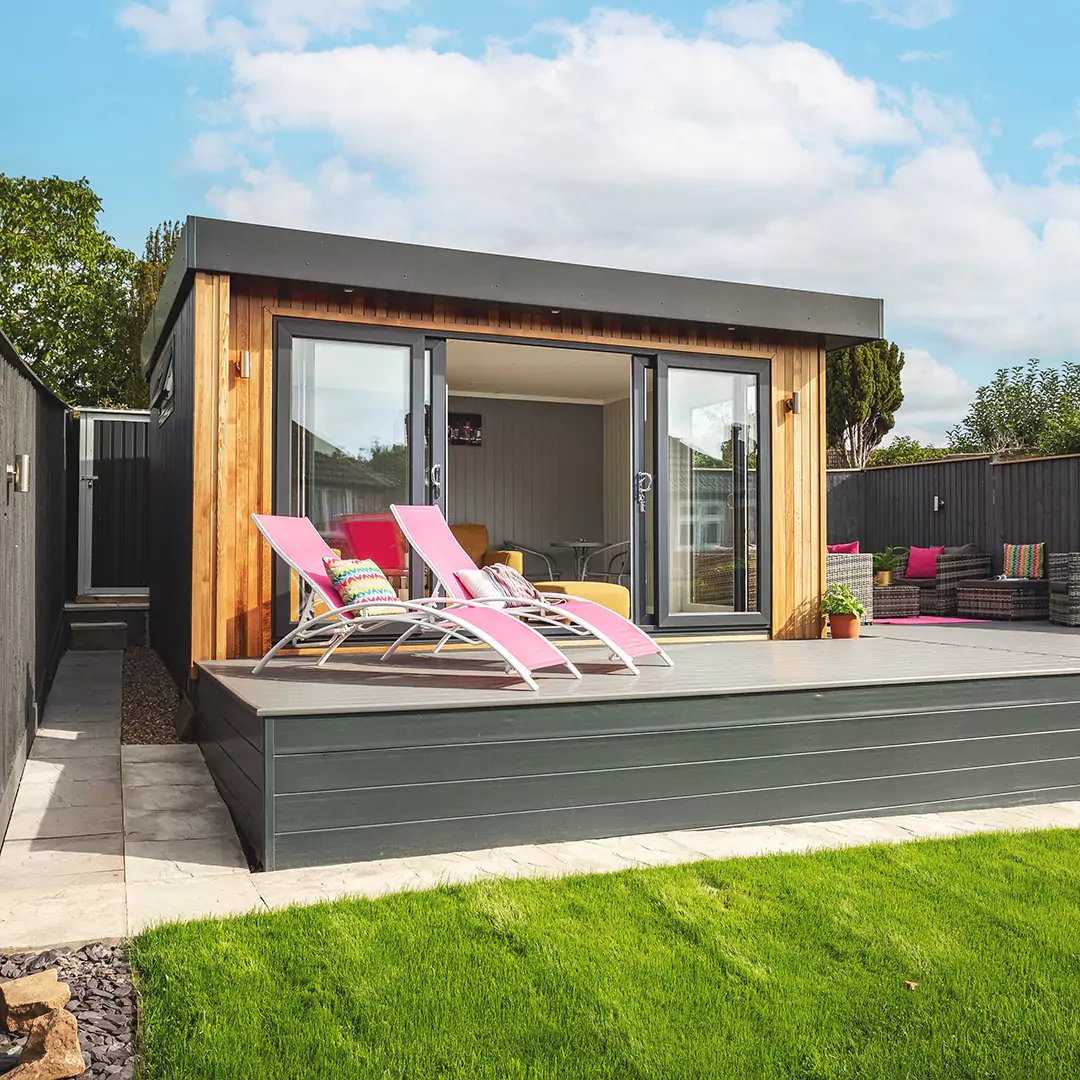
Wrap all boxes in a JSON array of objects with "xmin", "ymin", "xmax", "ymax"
[{"xmin": 142, "ymin": 216, "xmax": 884, "ymax": 373}]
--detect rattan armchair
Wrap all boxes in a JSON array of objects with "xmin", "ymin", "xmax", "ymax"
[
  {"xmin": 825, "ymin": 552, "xmax": 873, "ymax": 623},
  {"xmin": 1049, "ymin": 552, "xmax": 1080, "ymax": 627},
  {"xmin": 892, "ymin": 550, "xmax": 992, "ymax": 615}
]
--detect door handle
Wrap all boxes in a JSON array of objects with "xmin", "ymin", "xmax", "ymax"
[
  {"xmin": 82, "ymin": 474, "xmax": 98, "ymax": 487},
  {"xmin": 635, "ymin": 471, "xmax": 652, "ymax": 513},
  {"xmin": 429, "ymin": 463, "xmax": 442, "ymax": 501}
]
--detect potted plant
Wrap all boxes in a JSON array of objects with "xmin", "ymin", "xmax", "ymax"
[
  {"xmin": 873, "ymin": 546, "xmax": 900, "ymax": 587},
  {"xmin": 822, "ymin": 583, "xmax": 867, "ymax": 639}
]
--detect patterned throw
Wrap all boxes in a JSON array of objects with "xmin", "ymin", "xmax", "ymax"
[
  {"xmin": 482, "ymin": 563, "xmax": 544, "ymax": 605},
  {"xmin": 1002, "ymin": 542, "xmax": 1045, "ymax": 579},
  {"xmin": 322, "ymin": 557, "xmax": 408, "ymax": 615}
]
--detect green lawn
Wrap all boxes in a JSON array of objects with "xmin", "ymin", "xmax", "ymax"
[{"xmin": 132, "ymin": 829, "xmax": 1080, "ymax": 1079}]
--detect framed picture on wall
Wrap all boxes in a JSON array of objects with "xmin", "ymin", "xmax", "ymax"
[{"xmin": 448, "ymin": 412, "xmax": 482, "ymax": 446}]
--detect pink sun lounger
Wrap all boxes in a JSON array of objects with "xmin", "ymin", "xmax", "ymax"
[
  {"xmin": 391, "ymin": 504, "xmax": 673, "ymax": 675},
  {"xmin": 251, "ymin": 514, "xmax": 579, "ymax": 691}
]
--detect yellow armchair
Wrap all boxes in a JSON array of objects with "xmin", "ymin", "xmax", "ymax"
[{"xmin": 450, "ymin": 524, "xmax": 524, "ymax": 575}]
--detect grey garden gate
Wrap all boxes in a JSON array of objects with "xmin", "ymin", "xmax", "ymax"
[{"xmin": 76, "ymin": 408, "xmax": 150, "ymax": 597}]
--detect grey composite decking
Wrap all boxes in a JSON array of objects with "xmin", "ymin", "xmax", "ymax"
[{"xmin": 196, "ymin": 626, "xmax": 1080, "ymax": 871}]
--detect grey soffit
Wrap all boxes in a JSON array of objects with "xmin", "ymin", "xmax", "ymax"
[{"xmin": 142, "ymin": 215, "xmax": 885, "ymax": 372}]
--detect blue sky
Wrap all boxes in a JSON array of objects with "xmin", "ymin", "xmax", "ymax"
[{"xmin": 5, "ymin": 1, "xmax": 1080, "ymax": 439}]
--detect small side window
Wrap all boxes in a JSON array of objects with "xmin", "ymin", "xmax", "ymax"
[{"xmin": 152, "ymin": 341, "xmax": 175, "ymax": 426}]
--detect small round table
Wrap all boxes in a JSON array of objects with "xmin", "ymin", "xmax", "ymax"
[
  {"xmin": 552, "ymin": 540, "xmax": 604, "ymax": 580},
  {"xmin": 873, "ymin": 584, "xmax": 920, "ymax": 619}
]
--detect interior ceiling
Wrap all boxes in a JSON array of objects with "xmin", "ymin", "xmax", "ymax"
[{"xmin": 447, "ymin": 339, "xmax": 630, "ymax": 404}]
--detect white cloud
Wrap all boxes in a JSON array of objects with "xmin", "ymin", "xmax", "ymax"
[
  {"xmin": 891, "ymin": 348, "xmax": 975, "ymax": 441},
  {"xmin": 705, "ymin": 0, "xmax": 793, "ymax": 42},
  {"xmin": 119, "ymin": 0, "xmax": 406, "ymax": 53},
  {"xmin": 148, "ymin": 7, "xmax": 1080, "ymax": 374},
  {"xmin": 899, "ymin": 49, "xmax": 950, "ymax": 62},
  {"xmin": 847, "ymin": 0, "xmax": 956, "ymax": 30},
  {"xmin": 404, "ymin": 24, "xmax": 452, "ymax": 50}
]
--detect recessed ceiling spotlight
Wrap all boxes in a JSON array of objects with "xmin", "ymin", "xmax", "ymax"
[
  {"xmin": 343, "ymin": 287, "xmax": 355, "ymax": 293},
  {"xmin": 551, "ymin": 308, "xmax": 561, "ymax": 314}
]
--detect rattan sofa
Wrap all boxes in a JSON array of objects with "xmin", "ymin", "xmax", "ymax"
[
  {"xmin": 1049, "ymin": 552, "xmax": 1080, "ymax": 627},
  {"xmin": 892, "ymin": 549, "xmax": 992, "ymax": 615},
  {"xmin": 826, "ymin": 552, "xmax": 873, "ymax": 623}
]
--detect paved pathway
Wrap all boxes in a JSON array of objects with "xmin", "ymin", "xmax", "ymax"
[{"xmin": 2, "ymin": 652, "xmax": 1079, "ymax": 949}]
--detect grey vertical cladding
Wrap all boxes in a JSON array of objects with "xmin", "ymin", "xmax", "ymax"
[
  {"xmin": 147, "ymin": 291, "xmax": 196, "ymax": 690},
  {"xmin": 446, "ymin": 395, "xmax": 606, "ymax": 575},
  {"xmin": 194, "ymin": 666, "xmax": 1080, "ymax": 872},
  {"xmin": 0, "ymin": 334, "xmax": 68, "ymax": 844},
  {"xmin": 828, "ymin": 457, "xmax": 1080, "ymax": 567}
]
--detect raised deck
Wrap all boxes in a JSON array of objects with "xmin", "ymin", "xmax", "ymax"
[{"xmin": 196, "ymin": 624, "xmax": 1080, "ymax": 870}]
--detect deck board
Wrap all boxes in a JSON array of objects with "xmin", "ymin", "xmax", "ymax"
[{"xmin": 198, "ymin": 624, "xmax": 1080, "ymax": 718}]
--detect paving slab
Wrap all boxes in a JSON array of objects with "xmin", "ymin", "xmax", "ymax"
[
  {"xmin": 125, "ymin": 836, "xmax": 249, "ymax": 883},
  {"xmin": 29, "ymin": 732, "xmax": 118, "ymax": 759},
  {"xmin": 127, "ymin": 877, "xmax": 265, "ymax": 933},
  {"xmin": 0, "ymin": 835, "xmax": 124, "ymax": 887},
  {"xmin": 0, "ymin": 882, "xmax": 127, "ymax": 951},
  {"xmin": 39, "ymin": 703, "xmax": 119, "ymax": 725},
  {"xmin": 123, "ymin": 783, "xmax": 223, "ymax": 812},
  {"xmin": 120, "ymin": 744, "xmax": 202, "ymax": 764},
  {"xmin": 20, "ymin": 756, "xmax": 121, "ymax": 783},
  {"xmin": 5, "ymin": 802, "xmax": 124, "ymax": 841},
  {"xmin": 121, "ymin": 761, "xmax": 218, "ymax": 790},
  {"xmin": 10, "ymin": 778, "xmax": 122, "ymax": 811},
  {"xmin": 123, "ymin": 803, "xmax": 238, "ymax": 843},
  {"xmin": 34, "ymin": 718, "xmax": 120, "ymax": 738}
]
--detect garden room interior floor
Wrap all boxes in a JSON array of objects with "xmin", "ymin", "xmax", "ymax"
[{"xmin": 2, "ymin": 622, "xmax": 1080, "ymax": 951}]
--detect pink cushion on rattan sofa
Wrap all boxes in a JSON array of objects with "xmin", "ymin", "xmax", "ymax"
[
  {"xmin": 827, "ymin": 541, "xmax": 860, "ymax": 554},
  {"xmin": 906, "ymin": 545, "xmax": 944, "ymax": 578}
]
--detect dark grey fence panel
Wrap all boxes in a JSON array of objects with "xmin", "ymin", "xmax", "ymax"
[
  {"xmin": 828, "ymin": 455, "xmax": 1080, "ymax": 569},
  {"xmin": 0, "ymin": 331, "xmax": 68, "ymax": 842},
  {"xmin": 91, "ymin": 417, "xmax": 149, "ymax": 588}
]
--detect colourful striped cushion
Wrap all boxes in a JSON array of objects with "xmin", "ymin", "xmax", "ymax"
[
  {"xmin": 322, "ymin": 558, "xmax": 407, "ymax": 615},
  {"xmin": 1002, "ymin": 542, "xmax": 1044, "ymax": 579}
]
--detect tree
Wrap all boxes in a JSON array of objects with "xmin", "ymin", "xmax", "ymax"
[
  {"xmin": 119, "ymin": 220, "xmax": 183, "ymax": 406},
  {"xmin": 0, "ymin": 175, "xmax": 137, "ymax": 402},
  {"xmin": 947, "ymin": 359, "xmax": 1080, "ymax": 457},
  {"xmin": 826, "ymin": 340, "xmax": 905, "ymax": 468},
  {"xmin": 867, "ymin": 436, "xmax": 950, "ymax": 467},
  {"xmin": 0, "ymin": 174, "xmax": 180, "ymax": 407}
]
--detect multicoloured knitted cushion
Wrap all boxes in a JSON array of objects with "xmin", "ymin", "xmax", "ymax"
[
  {"xmin": 1003, "ymin": 542, "xmax": 1045, "ymax": 579},
  {"xmin": 322, "ymin": 558, "xmax": 407, "ymax": 614},
  {"xmin": 482, "ymin": 563, "xmax": 543, "ymax": 605}
]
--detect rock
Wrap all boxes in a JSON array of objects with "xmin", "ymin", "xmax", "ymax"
[
  {"xmin": 0, "ymin": 974, "xmax": 71, "ymax": 1034},
  {"xmin": 7, "ymin": 1010, "xmax": 86, "ymax": 1080}
]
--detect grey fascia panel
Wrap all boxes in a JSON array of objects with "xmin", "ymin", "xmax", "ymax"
[{"xmin": 142, "ymin": 215, "xmax": 884, "ymax": 373}]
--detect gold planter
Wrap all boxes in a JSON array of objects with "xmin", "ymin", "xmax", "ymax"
[{"xmin": 874, "ymin": 570, "xmax": 893, "ymax": 587}]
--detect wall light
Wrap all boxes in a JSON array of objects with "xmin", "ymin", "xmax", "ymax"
[
  {"xmin": 785, "ymin": 391, "xmax": 801, "ymax": 414},
  {"xmin": 933, "ymin": 494, "xmax": 944, "ymax": 512},
  {"xmin": 238, "ymin": 350, "xmax": 251, "ymax": 379},
  {"xmin": 5, "ymin": 453, "xmax": 30, "ymax": 494}
]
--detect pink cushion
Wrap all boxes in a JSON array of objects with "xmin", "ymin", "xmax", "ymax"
[
  {"xmin": 906, "ymin": 545, "xmax": 945, "ymax": 579},
  {"xmin": 827, "ymin": 541, "xmax": 860, "ymax": 554}
]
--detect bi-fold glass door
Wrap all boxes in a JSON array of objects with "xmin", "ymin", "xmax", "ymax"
[
  {"xmin": 272, "ymin": 319, "xmax": 446, "ymax": 637},
  {"xmin": 632, "ymin": 353, "xmax": 770, "ymax": 632}
]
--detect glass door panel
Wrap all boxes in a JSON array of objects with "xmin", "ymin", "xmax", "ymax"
[
  {"xmin": 273, "ymin": 320, "xmax": 438, "ymax": 637},
  {"xmin": 654, "ymin": 355, "xmax": 769, "ymax": 630}
]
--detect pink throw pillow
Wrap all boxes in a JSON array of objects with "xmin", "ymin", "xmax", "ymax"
[
  {"xmin": 827, "ymin": 541, "xmax": 860, "ymax": 554},
  {"xmin": 906, "ymin": 545, "xmax": 944, "ymax": 578}
]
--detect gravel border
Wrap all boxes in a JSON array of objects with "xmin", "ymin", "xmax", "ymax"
[
  {"xmin": 0, "ymin": 945, "xmax": 135, "ymax": 1078},
  {"xmin": 122, "ymin": 647, "xmax": 181, "ymax": 745}
]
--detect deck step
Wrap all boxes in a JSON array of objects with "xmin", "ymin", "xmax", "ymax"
[
  {"xmin": 69, "ymin": 620, "xmax": 128, "ymax": 651},
  {"xmin": 64, "ymin": 601, "xmax": 148, "ymax": 647}
]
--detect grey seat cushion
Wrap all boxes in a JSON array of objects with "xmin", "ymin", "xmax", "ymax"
[
  {"xmin": 960, "ymin": 578, "xmax": 1048, "ymax": 592},
  {"xmin": 943, "ymin": 543, "xmax": 981, "ymax": 556},
  {"xmin": 896, "ymin": 577, "xmax": 937, "ymax": 590}
]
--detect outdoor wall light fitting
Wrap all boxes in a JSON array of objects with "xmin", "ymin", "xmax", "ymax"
[
  {"xmin": 933, "ymin": 494, "xmax": 944, "ymax": 512},
  {"xmin": 5, "ymin": 453, "xmax": 30, "ymax": 494},
  {"xmin": 785, "ymin": 390, "xmax": 801, "ymax": 414},
  {"xmin": 238, "ymin": 350, "xmax": 252, "ymax": 379}
]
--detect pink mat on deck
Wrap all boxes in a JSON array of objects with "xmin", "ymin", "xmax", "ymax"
[{"xmin": 873, "ymin": 616, "xmax": 990, "ymax": 625}]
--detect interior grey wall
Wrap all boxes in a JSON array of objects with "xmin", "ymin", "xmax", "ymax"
[
  {"xmin": 603, "ymin": 397, "xmax": 631, "ymax": 543},
  {"xmin": 448, "ymin": 395, "xmax": 604, "ymax": 578}
]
